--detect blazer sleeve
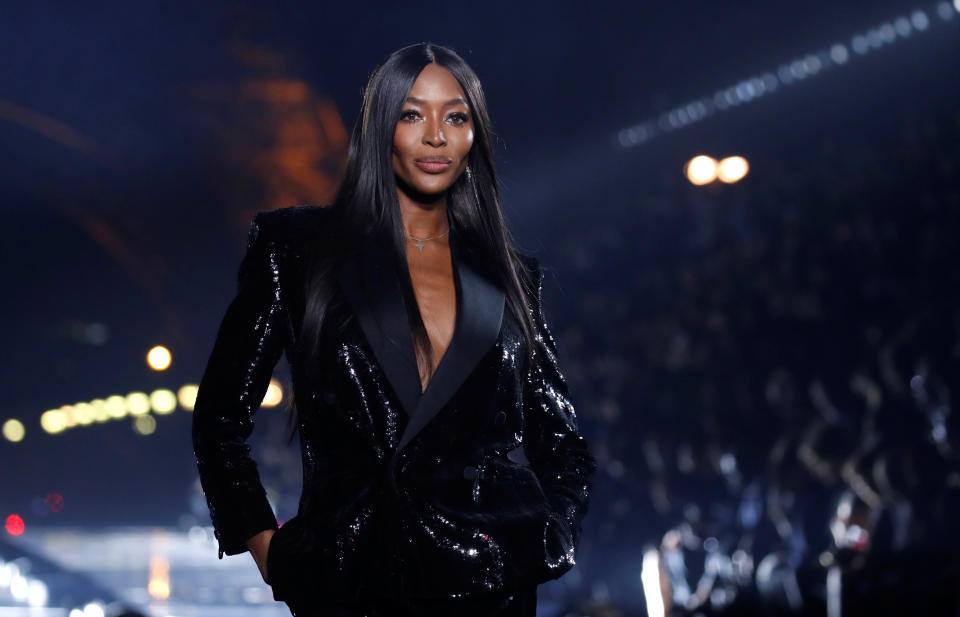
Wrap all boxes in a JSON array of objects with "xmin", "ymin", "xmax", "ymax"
[
  {"xmin": 522, "ymin": 259, "xmax": 598, "ymax": 579},
  {"xmin": 192, "ymin": 212, "xmax": 287, "ymax": 558}
]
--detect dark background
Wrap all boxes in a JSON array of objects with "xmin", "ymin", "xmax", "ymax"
[{"xmin": 2, "ymin": 1, "xmax": 958, "ymax": 615}]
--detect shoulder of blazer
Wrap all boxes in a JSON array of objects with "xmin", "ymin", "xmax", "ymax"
[
  {"xmin": 251, "ymin": 203, "xmax": 339, "ymax": 245},
  {"xmin": 249, "ymin": 204, "xmax": 344, "ymax": 276}
]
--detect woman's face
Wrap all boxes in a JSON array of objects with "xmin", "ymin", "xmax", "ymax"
[{"xmin": 393, "ymin": 63, "xmax": 475, "ymax": 199}]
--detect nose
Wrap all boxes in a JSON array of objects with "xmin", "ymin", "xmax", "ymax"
[{"xmin": 423, "ymin": 115, "xmax": 446, "ymax": 147}]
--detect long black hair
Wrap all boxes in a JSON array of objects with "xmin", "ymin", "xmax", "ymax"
[{"xmin": 293, "ymin": 42, "xmax": 538, "ymax": 401}]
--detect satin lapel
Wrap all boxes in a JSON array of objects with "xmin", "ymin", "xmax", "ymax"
[
  {"xmin": 397, "ymin": 230, "xmax": 506, "ymax": 451},
  {"xmin": 335, "ymin": 238, "xmax": 422, "ymax": 418}
]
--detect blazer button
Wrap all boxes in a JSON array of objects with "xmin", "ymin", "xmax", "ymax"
[
  {"xmin": 493, "ymin": 411, "xmax": 507, "ymax": 426},
  {"xmin": 463, "ymin": 465, "xmax": 478, "ymax": 480}
]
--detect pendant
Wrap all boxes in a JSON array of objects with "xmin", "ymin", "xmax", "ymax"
[{"xmin": 415, "ymin": 240, "xmax": 425, "ymax": 253}]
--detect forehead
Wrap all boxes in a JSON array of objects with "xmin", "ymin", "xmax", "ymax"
[{"xmin": 407, "ymin": 63, "xmax": 467, "ymax": 102}]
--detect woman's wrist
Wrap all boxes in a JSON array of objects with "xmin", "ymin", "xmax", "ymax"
[{"xmin": 246, "ymin": 528, "xmax": 276, "ymax": 582}]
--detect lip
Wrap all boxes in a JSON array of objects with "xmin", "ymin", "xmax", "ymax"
[{"xmin": 414, "ymin": 158, "xmax": 452, "ymax": 173}]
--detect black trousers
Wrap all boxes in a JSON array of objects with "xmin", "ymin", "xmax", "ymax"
[{"xmin": 284, "ymin": 585, "xmax": 538, "ymax": 617}]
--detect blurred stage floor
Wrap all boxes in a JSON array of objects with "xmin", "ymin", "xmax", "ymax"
[{"xmin": 3, "ymin": 526, "xmax": 290, "ymax": 617}]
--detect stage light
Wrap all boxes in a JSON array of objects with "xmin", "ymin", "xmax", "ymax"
[
  {"xmin": 790, "ymin": 59, "xmax": 807, "ymax": 80},
  {"xmin": 263, "ymin": 379, "xmax": 284, "ymax": 407},
  {"xmin": 718, "ymin": 156, "xmax": 750, "ymax": 183},
  {"xmin": 830, "ymin": 44, "xmax": 850, "ymax": 64},
  {"xmin": 61, "ymin": 405, "xmax": 77, "ymax": 428},
  {"xmin": 851, "ymin": 34, "xmax": 869, "ymax": 54},
  {"xmin": 150, "ymin": 389, "xmax": 177, "ymax": 414},
  {"xmin": 2, "ymin": 419, "xmax": 25, "ymax": 442},
  {"xmin": 777, "ymin": 64, "xmax": 794, "ymax": 84},
  {"xmin": 685, "ymin": 155, "xmax": 718, "ymax": 185},
  {"xmin": 641, "ymin": 548, "xmax": 665, "ymax": 617},
  {"xmin": 735, "ymin": 81, "xmax": 755, "ymax": 102},
  {"xmin": 27, "ymin": 579, "xmax": 48, "ymax": 607},
  {"xmin": 82, "ymin": 602, "xmax": 105, "ymax": 617},
  {"xmin": 105, "ymin": 395, "xmax": 127, "ymax": 419},
  {"xmin": 40, "ymin": 410, "xmax": 67, "ymax": 434},
  {"xmin": 714, "ymin": 91, "xmax": 730, "ymax": 109},
  {"xmin": 10, "ymin": 573, "xmax": 27, "ymax": 601},
  {"xmin": 149, "ymin": 556, "xmax": 171, "ymax": 599},
  {"xmin": 5, "ymin": 514, "xmax": 25, "ymax": 536},
  {"xmin": 126, "ymin": 392, "xmax": 150, "ymax": 416},
  {"xmin": 73, "ymin": 402, "xmax": 94, "ymax": 425},
  {"xmin": 178, "ymin": 384, "xmax": 199, "ymax": 411},
  {"xmin": 0, "ymin": 561, "xmax": 13, "ymax": 586},
  {"xmin": 617, "ymin": 3, "xmax": 955, "ymax": 149},
  {"xmin": 147, "ymin": 345, "xmax": 171, "ymax": 371},
  {"xmin": 133, "ymin": 415, "xmax": 157, "ymax": 436},
  {"xmin": 894, "ymin": 16, "xmax": 913, "ymax": 36},
  {"xmin": 90, "ymin": 399, "xmax": 110, "ymax": 423}
]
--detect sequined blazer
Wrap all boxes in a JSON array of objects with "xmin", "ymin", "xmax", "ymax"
[{"xmin": 191, "ymin": 204, "xmax": 597, "ymax": 604}]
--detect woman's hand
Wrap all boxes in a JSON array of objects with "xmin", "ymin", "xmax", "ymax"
[{"xmin": 246, "ymin": 528, "xmax": 276, "ymax": 584}]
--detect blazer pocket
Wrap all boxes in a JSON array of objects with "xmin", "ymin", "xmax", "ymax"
[
  {"xmin": 266, "ymin": 515, "xmax": 300, "ymax": 601},
  {"xmin": 486, "ymin": 453, "xmax": 551, "ymax": 516}
]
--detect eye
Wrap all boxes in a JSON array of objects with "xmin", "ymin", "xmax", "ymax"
[
  {"xmin": 400, "ymin": 109, "xmax": 421, "ymax": 122},
  {"xmin": 448, "ymin": 112, "xmax": 470, "ymax": 126}
]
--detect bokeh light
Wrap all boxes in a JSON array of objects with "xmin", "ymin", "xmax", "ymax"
[
  {"xmin": 685, "ymin": 155, "xmax": 718, "ymax": 185},
  {"xmin": 90, "ymin": 398, "xmax": 110, "ymax": 423},
  {"xmin": 133, "ymin": 414, "xmax": 157, "ymax": 435},
  {"xmin": 263, "ymin": 379, "xmax": 284, "ymax": 407},
  {"xmin": 82, "ymin": 603, "xmax": 105, "ymax": 617},
  {"xmin": 105, "ymin": 394, "xmax": 127, "ymax": 419},
  {"xmin": 73, "ymin": 402, "xmax": 94, "ymax": 425},
  {"xmin": 148, "ymin": 555, "xmax": 171, "ymax": 599},
  {"xmin": 126, "ymin": 391, "xmax": 150, "ymax": 416},
  {"xmin": 150, "ymin": 389, "xmax": 178, "ymax": 415},
  {"xmin": 718, "ymin": 156, "xmax": 750, "ymax": 183},
  {"xmin": 2, "ymin": 419, "xmax": 25, "ymax": 442},
  {"xmin": 147, "ymin": 345, "xmax": 172, "ymax": 371},
  {"xmin": 178, "ymin": 384, "xmax": 199, "ymax": 411},
  {"xmin": 5, "ymin": 514, "xmax": 25, "ymax": 536},
  {"xmin": 40, "ymin": 409, "xmax": 68, "ymax": 434},
  {"xmin": 27, "ymin": 579, "xmax": 48, "ymax": 607}
]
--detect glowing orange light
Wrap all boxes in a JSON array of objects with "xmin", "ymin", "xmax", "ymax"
[
  {"xmin": 148, "ymin": 555, "xmax": 171, "ymax": 599},
  {"xmin": 5, "ymin": 514, "xmax": 25, "ymax": 536},
  {"xmin": 685, "ymin": 155, "xmax": 718, "ymax": 185},
  {"xmin": 262, "ymin": 379, "xmax": 284, "ymax": 407},
  {"xmin": 717, "ymin": 156, "xmax": 750, "ymax": 183},
  {"xmin": 147, "ymin": 346, "xmax": 172, "ymax": 371}
]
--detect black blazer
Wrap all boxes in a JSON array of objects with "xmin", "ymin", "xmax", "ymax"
[{"xmin": 191, "ymin": 204, "xmax": 597, "ymax": 603}]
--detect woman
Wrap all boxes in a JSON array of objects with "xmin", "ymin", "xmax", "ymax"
[{"xmin": 192, "ymin": 42, "xmax": 597, "ymax": 617}]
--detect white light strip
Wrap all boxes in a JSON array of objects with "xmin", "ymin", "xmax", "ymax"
[{"xmin": 617, "ymin": 2, "xmax": 958, "ymax": 149}]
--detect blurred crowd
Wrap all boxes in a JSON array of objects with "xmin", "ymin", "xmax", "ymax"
[{"xmin": 543, "ymin": 101, "xmax": 960, "ymax": 615}]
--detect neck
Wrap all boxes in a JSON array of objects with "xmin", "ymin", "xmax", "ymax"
[{"xmin": 397, "ymin": 184, "xmax": 449, "ymax": 238}]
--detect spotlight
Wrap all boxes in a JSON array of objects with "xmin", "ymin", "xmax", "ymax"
[
  {"xmin": 718, "ymin": 156, "xmax": 750, "ymax": 183},
  {"xmin": 685, "ymin": 155, "xmax": 718, "ymax": 185}
]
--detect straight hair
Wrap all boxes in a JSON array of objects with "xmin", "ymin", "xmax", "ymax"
[{"xmin": 291, "ymin": 42, "xmax": 539, "ymax": 412}]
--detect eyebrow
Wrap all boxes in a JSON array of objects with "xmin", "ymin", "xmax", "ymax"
[{"xmin": 404, "ymin": 96, "xmax": 469, "ymax": 107}]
